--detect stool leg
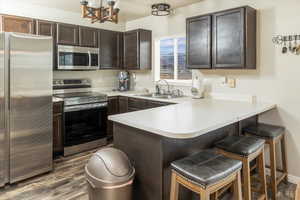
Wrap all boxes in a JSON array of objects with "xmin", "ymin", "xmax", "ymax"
[
  {"xmin": 200, "ymin": 191, "xmax": 210, "ymax": 200},
  {"xmin": 210, "ymin": 192, "xmax": 218, "ymax": 200},
  {"xmin": 242, "ymin": 158, "xmax": 252, "ymax": 200},
  {"xmin": 270, "ymin": 140, "xmax": 278, "ymax": 200},
  {"xmin": 258, "ymin": 149, "xmax": 268, "ymax": 200},
  {"xmin": 170, "ymin": 172, "xmax": 179, "ymax": 200},
  {"xmin": 233, "ymin": 171, "xmax": 242, "ymax": 200},
  {"xmin": 281, "ymin": 135, "xmax": 288, "ymax": 183}
]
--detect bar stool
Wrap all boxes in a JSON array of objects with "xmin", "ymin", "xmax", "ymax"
[
  {"xmin": 170, "ymin": 149, "xmax": 242, "ymax": 200},
  {"xmin": 243, "ymin": 123, "xmax": 287, "ymax": 200},
  {"xmin": 215, "ymin": 136, "xmax": 268, "ymax": 200}
]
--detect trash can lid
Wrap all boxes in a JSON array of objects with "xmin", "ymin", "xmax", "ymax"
[{"xmin": 85, "ymin": 147, "xmax": 135, "ymax": 186}]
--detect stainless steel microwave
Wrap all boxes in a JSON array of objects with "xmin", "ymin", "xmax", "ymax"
[{"xmin": 57, "ymin": 45, "xmax": 99, "ymax": 70}]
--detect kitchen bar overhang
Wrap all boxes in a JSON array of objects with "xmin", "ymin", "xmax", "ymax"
[{"xmin": 109, "ymin": 99, "xmax": 275, "ymax": 200}]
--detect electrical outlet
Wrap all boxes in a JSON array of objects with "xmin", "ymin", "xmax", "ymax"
[
  {"xmin": 220, "ymin": 77, "xmax": 227, "ymax": 87},
  {"xmin": 227, "ymin": 78, "xmax": 236, "ymax": 88}
]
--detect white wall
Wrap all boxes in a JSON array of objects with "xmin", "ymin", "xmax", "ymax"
[
  {"xmin": 126, "ymin": 0, "xmax": 300, "ymax": 178},
  {"xmin": 0, "ymin": 0, "xmax": 126, "ymax": 90}
]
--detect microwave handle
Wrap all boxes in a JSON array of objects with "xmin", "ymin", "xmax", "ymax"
[{"xmin": 88, "ymin": 51, "xmax": 91, "ymax": 67}]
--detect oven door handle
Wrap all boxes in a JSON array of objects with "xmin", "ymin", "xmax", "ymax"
[
  {"xmin": 88, "ymin": 51, "xmax": 92, "ymax": 67},
  {"xmin": 64, "ymin": 102, "xmax": 108, "ymax": 112}
]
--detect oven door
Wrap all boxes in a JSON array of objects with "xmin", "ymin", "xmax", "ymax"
[
  {"xmin": 57, "ymin": 45, "xmax": 99, "ymax": 70},
  {"xmin": 64, "ymin": 102, "xmax": 107, "ymax": 149}
]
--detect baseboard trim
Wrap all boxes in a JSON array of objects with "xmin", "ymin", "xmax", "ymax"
[{"xmin": 288, "ymin": 174, "xmax": 300, "ymax": 185}]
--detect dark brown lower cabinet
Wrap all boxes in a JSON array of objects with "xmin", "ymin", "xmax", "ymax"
[
  {"xmin": 53, "ymin": 102, "xmax": 63, "ymax": 155},
  {"xmin": 119, "ymin": 96, "xmax": 129, "ymax": 113},
  {"xmin": 128, "ymin": 97, "xmax": 148, "ymax": 111},
  {"xmin": 147, "ymin": 100, "xmax": 173, "ymax": 108},
  {"xmin": 107, "ymin": 97, "xmax": 119, "ymax": 140},
  {"xmin": 121, "ymin": 97, "xmax": 174, "ymax": 112},
  {"xmin": 128, "ymin": 98, "xmax": 174, "ymax": 111}
]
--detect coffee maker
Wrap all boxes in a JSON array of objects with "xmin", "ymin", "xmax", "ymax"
[{"xmin": 118, "ymin": 71, "xmax": 130, "ymax": 91}]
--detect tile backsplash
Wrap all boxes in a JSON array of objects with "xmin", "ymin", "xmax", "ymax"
[{"xmin": 53, "ymin": 70, "xmax": 119, "ymax": 90}]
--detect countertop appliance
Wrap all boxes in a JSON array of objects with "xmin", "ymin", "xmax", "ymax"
[
  {"xmin": 57, "ymin": 45, "xmax": 99, "ymax": 71},
  {"xmin": 118, "ymin": 71, "xmax": 130, "ymax": 91},
  {"xmin": 191, "ymin": 71, "xmax": 205, "ymax": 99},
  {"xmin": 53, "ymin": 79, "xmax": 108, "ymax": 156},
  {"xmin": 0, "ymin": 32, "xmax": 53, "ymax": 187}
]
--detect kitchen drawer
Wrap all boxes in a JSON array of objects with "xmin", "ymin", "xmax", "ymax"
[
  {"xmin": 147, "ymin": 101, "xmax": 169, "ymax": 108},
  {"xmin": 127, "ymin": 107, "xmax": 141, "ymax": 112},
  {"xmin": 128, "ymin": 97, "xmax": 148, "ymax": 110}
]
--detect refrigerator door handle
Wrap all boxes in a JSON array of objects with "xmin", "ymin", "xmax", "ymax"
[
  {"xmin": 88, "ymin": 51, "xmax": 91, "ymax": 67},
  {"xmin": 0, "ymin": 32, "xmax": 6, "ymax": 187}
]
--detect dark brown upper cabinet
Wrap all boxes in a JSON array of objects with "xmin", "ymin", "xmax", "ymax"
[
  {"xmin": 36, "ymin": 20, "xmax": 56, "ymax": 36},
  {"xmin": 186, "ymin": 6, "xmax": 256, "ymax": 70},
  {"xmin": 186, "ymin": 15, "xmax": 212, "ymax": 69},
  {"xmin": 0, "ymin": 15, "xmax": 35, "ymax": 34},
  {"xmin": 79, "ymin": 26, "xmax": 98, "ymax": 47},
  {"xmin": 56, "ymin": 23, "xmax": 79, "ymax": 46},
  {"xmin": 99, "ymin": 30, "xmax": 123, "ymax": 69},
  {"xmin": 36, "ymin": 20, "xmax": 57, "ymax": 69},
  {"xmin": 123, "ymin": 29, "xmax": 152, "ymax": 70},
  {"xmin": 212, "ymin": 6, "xmax": 256, "ymax": 69}
]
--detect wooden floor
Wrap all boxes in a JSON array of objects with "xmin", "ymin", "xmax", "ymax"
[{"xmin": 0, "ymin": 145, "xmax": 297, "ymax": 200}]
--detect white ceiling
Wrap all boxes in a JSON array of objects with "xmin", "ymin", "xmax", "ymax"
[{"xmin": 14, "ymin": 0, "xmax": 203, "ymax": 22}]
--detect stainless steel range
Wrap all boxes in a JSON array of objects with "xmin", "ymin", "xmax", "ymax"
[{"xmin": 53, "ymin": 79, "xmax": 108, "ymax": 156}]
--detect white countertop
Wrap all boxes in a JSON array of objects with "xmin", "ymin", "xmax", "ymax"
[{"xmin": 109, "ymin": 98, "xmax": 276, "ymax": 139}]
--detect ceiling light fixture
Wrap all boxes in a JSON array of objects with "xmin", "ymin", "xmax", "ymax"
[
  {"xmin": 151, "ymin": 3, "xmax": 171, "ymax": 16},
  {"xmin": 80, "ymin": 0, "xmax": 120, "ymax": 24}
]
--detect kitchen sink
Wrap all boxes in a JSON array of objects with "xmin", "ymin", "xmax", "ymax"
[{"xmin": 136, "ymin": 93, "xmax": 183, "ymax": 99}]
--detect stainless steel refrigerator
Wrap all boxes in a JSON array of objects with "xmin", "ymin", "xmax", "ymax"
[{"xmin": 0, "ymin": 32, "xmax": 53, "ymax": 186}]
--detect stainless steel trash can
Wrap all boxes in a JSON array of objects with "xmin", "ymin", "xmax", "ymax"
[{"xmin": 85, "ymin": 147, "xmax": 135, "ymax": 200}]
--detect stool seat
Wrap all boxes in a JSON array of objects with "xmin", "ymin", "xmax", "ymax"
[
  {"xmin": 243, "ymin": 123, "xmax": 285, "ymax": 139},
  {"xmin": 243, "ymin": 123, "xmax": 287, "ymax": 200},
  {"xmin": 215, "ymin": 136, "xmax": 265, "ymax": 156},
  {"xmin": 171, "ymin": 149, "xmax": 242, "ymax": 188}
]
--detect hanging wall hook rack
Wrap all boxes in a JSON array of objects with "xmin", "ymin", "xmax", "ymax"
[{"xmin": 272, "ymin": 34, "xmax": 300, "ymax": 55}]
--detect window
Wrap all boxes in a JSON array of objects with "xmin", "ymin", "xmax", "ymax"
[{"xmin": 157, "ymin": 37, "xmax": 192, "ymax": 82}]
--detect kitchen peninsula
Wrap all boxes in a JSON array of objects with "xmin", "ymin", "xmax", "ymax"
[{"xmin": 109, "ymin": 99, "xmax": 275, "ymax": 200}]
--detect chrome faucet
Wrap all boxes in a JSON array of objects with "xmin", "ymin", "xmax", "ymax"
[{"xmin": 156, "ymin": 79, "xmax": 170, "ymax": 95}]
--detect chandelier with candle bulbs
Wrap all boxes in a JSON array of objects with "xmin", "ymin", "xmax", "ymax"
[{"xmin": 80, "ymin": 0, "xmax": 120, "ymax": 24}]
